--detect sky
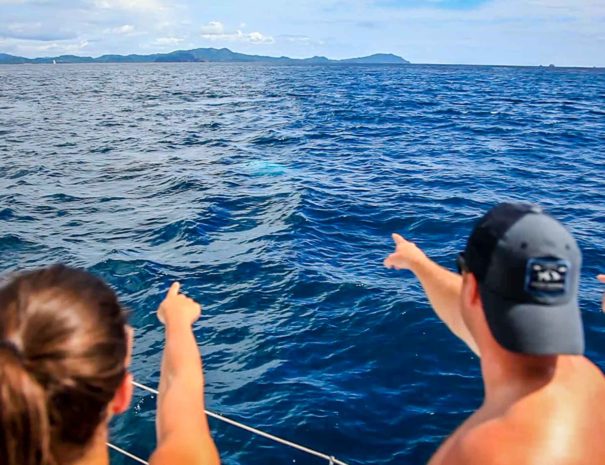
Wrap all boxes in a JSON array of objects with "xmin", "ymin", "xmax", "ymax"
[{"xmin": 0, "ymin": 0, "xmax": 604, "ymax": 67}]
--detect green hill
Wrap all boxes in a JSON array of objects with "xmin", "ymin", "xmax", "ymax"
[{"xmin": 0, "ymin": 48, "xmax": 410, "ymax": 65}]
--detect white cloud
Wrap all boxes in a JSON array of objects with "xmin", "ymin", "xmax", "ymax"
[
  {"xmin": 105, "ymin": 24, "xmax": 136, "ymax": 35},
  {"xmin": 200, "ymin": 20, "xmax": 224, "ymax": 34},
  {"xmin": 94, "ymin": 0, "xmax": 166, "ymax": 12},
  {"xmin": 200, "ymin": 21, "xmax": 275, "ymax": 44},
  {"xmin": 1, "ymin": 21, "xmax": 77, "ymax": 41},
  {"xmin": 362, "ymin": 0, "xmax": 605, "ymax": 22},
  {"xmin": 246, "ymin": 31, "xmax": 274, "ymax": 44},
  {"xmin": 202, "ymin": 30, "xmax": 275, "ymax": 44},
  {"xmin": 7, "ymin": 21, "xmax": 41, "ymax": 34},
  {"xmin": 280, "ymin": 34, "xmax": 324, "ymax": 45},
  {"xmin": 153, "ymin": 36, "xmax": 184, "ymax": 45},
  {"xmin": 0, "ymin": 38, "xmax": 89, "ymax": 55}
]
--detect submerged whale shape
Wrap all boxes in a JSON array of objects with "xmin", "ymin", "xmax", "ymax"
[{"xmin": 245, "ymin": 161, "xmax": 287, "ymax": 177}]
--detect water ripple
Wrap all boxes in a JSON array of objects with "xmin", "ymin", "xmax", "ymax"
[{"xmin": 0, "ymin": 63, "xmax": 604, "ymax": 465}]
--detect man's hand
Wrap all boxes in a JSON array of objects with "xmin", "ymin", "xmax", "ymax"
[
  {"xmin": 158, "ymin": 282, "xmax": 202, "ymax": 326},
  {"xmin": 598, "ymin": 275, "xmax": 605, "ymax": 313},
  {"xmin": 384, "ymin": 233, "xmax": 427, "ymax": 271}
]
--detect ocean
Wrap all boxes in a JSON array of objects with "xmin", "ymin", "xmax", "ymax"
[{"xmin": 1, "ymin": 62, "xmax": 604, "ymax": 465}]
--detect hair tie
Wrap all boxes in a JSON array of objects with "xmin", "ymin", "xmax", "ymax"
[{"xmin": 0, "ymin": 340, "xmax": 23, "ymax": 360}]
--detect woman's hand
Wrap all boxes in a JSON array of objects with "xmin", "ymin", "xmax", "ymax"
[{"xmin": 158, "ymin": 282, "xmax": 201, "ymax": 327}]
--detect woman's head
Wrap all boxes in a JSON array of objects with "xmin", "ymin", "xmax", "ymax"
[{"xmin": 0, "ymin": 264, "xmax": 132, "ymax": 465}]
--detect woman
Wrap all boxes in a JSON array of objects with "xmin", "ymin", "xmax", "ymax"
[{"xmin": 0, "ymin": 264, "xmax": 220, "ymax": 465}]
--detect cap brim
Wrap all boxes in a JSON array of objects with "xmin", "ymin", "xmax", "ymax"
[{"xmin": 479, "ymin": 286, "xmax": 585, "ymax": 356}]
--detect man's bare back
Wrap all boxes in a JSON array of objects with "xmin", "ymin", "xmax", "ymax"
[
  {"xmin": 385, "ymin": 203, "xmax": 605, "ymax": 464},
  {"xmin": 430, "ymin": 357, "xmax": 605, "ymax": 465}
]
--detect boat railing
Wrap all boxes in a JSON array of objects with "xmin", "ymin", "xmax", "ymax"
[{"xmin": 107, "ymin": 380, "xmax": 350, "ymax": 465}]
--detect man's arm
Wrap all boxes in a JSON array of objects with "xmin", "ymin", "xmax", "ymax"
[
  {"xmin": 384, "ymin": 233, "xmax": 480, "ymax": 356},
  {"xmin": 598, "ymin": 275, "xmax": 605, "ymax": 313},
  {"xmin": 150, "ymin": 283, "xmax": 220, "ymax": 465}
]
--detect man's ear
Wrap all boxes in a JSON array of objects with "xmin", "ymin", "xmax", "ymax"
[
  {"xmin": 461, "ymin": 272, "xmax": 481, "ymax": 309},
  {"xmin": 125, "ymin": 325, "xmax": 134, "ymax": 367},
  {"xmin": 111, "ymin": 372, "xmax": 133, "ymax": 415}
]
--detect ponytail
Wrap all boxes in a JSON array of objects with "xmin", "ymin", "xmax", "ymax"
[{"xmin": 0, "ymin": 343, "xmax": 53, "ymax": 465}]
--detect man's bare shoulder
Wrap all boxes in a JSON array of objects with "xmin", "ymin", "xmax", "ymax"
[
  {"xmin": 444, "ymin": 421, "xmax": 523, "ymax": 465},
  {"xmin": 442, "ymin": 416, "xmax": 579, "ymax": 465},
  {"xmin": 428, "ymin": 414, "xmax": 530, "ymax": 465},
  {"xmin": 436, "ymin": 358, "xmax": 605, "ymax": 465}
]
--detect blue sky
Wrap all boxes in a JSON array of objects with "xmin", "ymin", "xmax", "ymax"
[{"xmin": 0, "ymin": 0, "xmax": 604, "ymax": 66}]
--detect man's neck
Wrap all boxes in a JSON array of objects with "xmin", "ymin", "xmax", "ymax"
[{"xmin": 480, "ymin": 348, "xmax": 559, "ymax": 404}]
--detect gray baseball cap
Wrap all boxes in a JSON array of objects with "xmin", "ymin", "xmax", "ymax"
[{"xmin": 462, "ymin": 203, "xmax": 584, "ymax": 355}]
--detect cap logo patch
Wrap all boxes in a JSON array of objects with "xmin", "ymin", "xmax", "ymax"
[{"xmin": 525, "ymin": 258, "xmax": 570, "ymax": 296}]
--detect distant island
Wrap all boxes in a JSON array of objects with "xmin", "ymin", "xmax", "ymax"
[{"xmin": 0, "ymin": 48, "xmax": 410, "ymax": 65}]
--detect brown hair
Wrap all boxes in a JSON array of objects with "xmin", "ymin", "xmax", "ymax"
[{"xmin": 0, "ymin": 264, "xmax": 129, "ymax": 465}]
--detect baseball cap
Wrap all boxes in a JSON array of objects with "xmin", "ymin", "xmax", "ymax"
[{"xmin": 462, "ymin": 202, "xmax": 584, "ymax": 356}]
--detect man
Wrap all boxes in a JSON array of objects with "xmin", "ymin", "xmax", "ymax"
[
  {"xmin": 385, "ymin": 203, "xmax": 605, "ymax": 465},
  {"xmin": 599, "ymin": 274, "xmax": 605, "ymax": 312}
]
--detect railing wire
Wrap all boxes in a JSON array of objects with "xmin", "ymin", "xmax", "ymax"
[
  {"xmin": 107, "ymin": 380, "xmax": 349, "ymax": 465},
  {"xmin": 107, "ymin": 442, "xmax": 149, "ymax": 465}
]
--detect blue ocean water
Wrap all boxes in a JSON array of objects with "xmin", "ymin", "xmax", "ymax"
[{"xmin": 1, "ymin": 63, "xmax": 604, "ymax": 465}]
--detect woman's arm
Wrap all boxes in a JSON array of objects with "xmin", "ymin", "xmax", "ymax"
[
  {"xmin": 384, "ymin": 233, "xmax": 479, "ymax": 356},
  {"xmin": 150, "ymin": 283, "xmax": 220, "ymax": 465}
]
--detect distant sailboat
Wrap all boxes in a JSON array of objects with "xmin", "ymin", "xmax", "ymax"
[{"xmin": 53, "ymin": 59, "xmax": 57, "ymax": 65}]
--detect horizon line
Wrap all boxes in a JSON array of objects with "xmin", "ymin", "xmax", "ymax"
[{"xmin": 3, "ymin": 62, "xmax": 604, "ymax": 70}]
